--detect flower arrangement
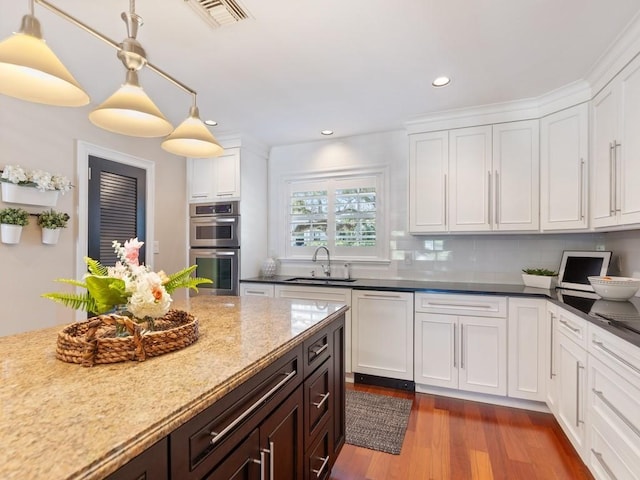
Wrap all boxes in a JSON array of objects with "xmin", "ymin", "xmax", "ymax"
[
  {"xmin": 0, "ymin": 207, "xmax": 30, "ymax": 226},
  {"xmin": 1, "ymin": 164, "xmax": 72, "ymax": 193},
  {"xmin": 37, "ymin": 209, "xmax": 70, "ymax": 229},
  {"xmin": 43, "ymin": 238, "xmax": 212, "ymax": 330}
]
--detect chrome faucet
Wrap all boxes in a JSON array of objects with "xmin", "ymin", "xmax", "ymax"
[{"xmin": 312, "ymin": 246, "xmax": 331, "ymax": 277}]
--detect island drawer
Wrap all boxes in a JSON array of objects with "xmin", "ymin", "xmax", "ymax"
[
  {"xmin": 170, "ymin": 345, "xmax": 303, "ymax": 480},
  {"xmin": 304, "ymin": 360, "xmax": 332, "ymax": 447},
  {"xmin": 305, "ymin": 422, "xmax": 332, "ymax": 480},
  {"xmin": 303, "ymin": 325, "xmax": 332, "ymax": 376}
]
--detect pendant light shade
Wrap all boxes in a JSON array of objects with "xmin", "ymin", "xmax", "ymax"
[
  {"xmin": 161, "ymin": 105, "xmax": 224, "ymax": 158},
  {"xmin": 89, "ymin": 70, "xmax": 173, "ymax": 137},
  {"xmin": 0, "ymin": 14, "xmax": 89, "ymax": 106}
]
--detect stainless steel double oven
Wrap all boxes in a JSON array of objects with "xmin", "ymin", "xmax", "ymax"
[{"xmin": 189, "ymin": 201, "xmax": 240, "ymax": 296}]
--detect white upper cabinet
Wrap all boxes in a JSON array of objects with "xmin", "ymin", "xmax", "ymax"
[
  {"xmin": 492, "ymin": 120, "xmax": 540, "ymax": 231},
  {"xmin": 449, "ymin": 126, "xmax": 493, "ymax": 231},
  {"xmin": 592, "ymin": 54, "xmax": 640, "ymax": 228},
  {"xmin": 409, "ymin": 131, "xmax": 449, "ymax": 233},
  {"xmin": 448, "ymin": 121, "xmax": 539, "ymax": 232},
  {"xmin": 187, "ymin": 147, "xmax": 241, "ymax": 202},
  {"xmin": 540, "ymin": 103, "xmax": 588, "ymax": 231}
]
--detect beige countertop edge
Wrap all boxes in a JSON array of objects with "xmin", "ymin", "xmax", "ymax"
[{"xmin": 77, "ymin": 305, "xmax": 349, "ymax": 480}]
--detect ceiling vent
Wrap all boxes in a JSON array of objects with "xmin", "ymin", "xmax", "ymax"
[{"xmin": 185, "ymin": 0, "xmax": 251, "ymax": 28}]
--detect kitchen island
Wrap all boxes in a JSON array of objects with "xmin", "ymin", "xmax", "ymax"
[{"xmin": 0, "ymin": 296, "xmax": 348, "ymax": 480}]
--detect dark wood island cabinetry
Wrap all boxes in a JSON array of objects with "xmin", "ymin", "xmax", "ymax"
[{"xmin": 109, "ymin": 303, "xmax": 346, "ymax": 480}]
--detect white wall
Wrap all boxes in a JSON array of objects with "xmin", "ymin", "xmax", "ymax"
[
  {"xmin": 267, "ymin": 130, "xmax": 626, "ymax": 284},
  {"xmin": 0, "ymin": 96, "xmax": 188, "ymax": 337}
]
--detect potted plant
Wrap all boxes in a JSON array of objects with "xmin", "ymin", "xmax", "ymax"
[
  {"xmin": 37, "ymin": 209, "xmax": 70, "ymax": 244},
  {"xmin": 0, "ymin": 207, "xmax": 30, "ymax": 244},
  {"xmin": 522, "ymin": 268, "xmax": 558, "ymax": 289}
]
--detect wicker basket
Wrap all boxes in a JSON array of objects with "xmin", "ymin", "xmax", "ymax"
[{"xmin": 56, "ymin": 310, "xmax": 199, "ymax": 367}]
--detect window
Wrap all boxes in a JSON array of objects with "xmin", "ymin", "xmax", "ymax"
[{"xmin": 283, "ymin": 169, "xmax": 387, "ymax": 261}]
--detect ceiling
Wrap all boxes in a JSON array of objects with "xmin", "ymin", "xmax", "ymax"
[{"xmin": 2, "ymin": 0, "xmax": 640, "ymax": 147}]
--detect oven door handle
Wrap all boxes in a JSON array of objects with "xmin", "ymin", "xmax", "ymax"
[
  {"xmin": 191, "ymin": 217, "xmax": 237, "ymax": 224},
  {"xmin": 193, "ymin": 250, "xmax": 237, "ymax": 256}
]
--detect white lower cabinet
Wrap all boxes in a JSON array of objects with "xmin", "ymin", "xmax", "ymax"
[
  {"xmin": 556, "ymin": 312, "xmax": 588, "ymax": 459},
  {"xmin": 351, "ymin": 290, "xmax": 414, "ymax": 381},
  {"xmin": 274, "ymin": 285, "xmax": 353, "ymax": 373},
  {"xmin": 586, "ymin": 323, "xmax": 640, "ymax": 479},
  {"xmin": 240, "ymin": 282, "xmax": 275, "ymax": 297},
  {"xmin": 414, "ymin": 293, "xmax": 507, "ymax": 396},
  {"xmin": 507, "ymin": 298, "xmax": 547, "ymax": 401}
]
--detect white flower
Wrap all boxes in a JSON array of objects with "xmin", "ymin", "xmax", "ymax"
[
  {"xmin": 127, "ymin": 271, "xmax": 172, "ymax": 319},
  {"xmin": 1, "ymin": 165, "xmax": 28, "ymax": 184},
  {"xmin": 1, "ymin": 164, "xmax": 72, "ymax": 192}
]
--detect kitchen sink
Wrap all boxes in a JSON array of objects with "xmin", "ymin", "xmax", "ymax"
[{"xmin": 283, "ymin": 276, "xmax": 357, "ymax": 284}]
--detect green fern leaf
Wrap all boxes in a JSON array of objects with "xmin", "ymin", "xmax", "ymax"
[
  {"xmin": 163, "ymin": 265, "xmax": 212, "ymax": 293},
  {"xmin": 41, "ymin": 292, "xmax": 98, "ymax": 313},
  {"xmin": 85, "ymin": 256, "xmax": 109, "ymax": 276}
]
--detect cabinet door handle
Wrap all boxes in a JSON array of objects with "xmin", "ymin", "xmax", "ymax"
[
  {"xmin": 444, "ymin": 174, "xmax": 448, "ymax": 227},
  {"xmin": 312, "ymin": 455, "xmax": 330, "ymax": 478},
  {"xmin": 487, "ymin": 171, "xmax": 492, "ymax": 225},
  {"xmin": 460, "ymin": 324, "xmax": 465, "ymax": 369},
  {"xmin": 592, "ymin": 389, "xmax": 640, "ymax": 439},
  {"xmin": 549, "ymin": 312, "xmax": 556, "ymax": 379},
  {"xmin": 254, "ymin": 452, "xmax": 265, "ymax": 480},
  {"xmin": 210, "ymin": 370, "xmax": 297, "ymax": 446},
  {"xmin": 559, "ymin": 318, "xmax": 580, "ymax": 334},
  {"xmin": 453, "ymin": 323, "xmax": 457, "ymax": 368},
  {"xmin": 591, "ymin": 449, "xmax": 618, "ymax": 480},
  {"xmin": 245, "ymin": 290, "xmax": 267, "ymax": 295},
  {"xmin": 614, "ymin": 141, "xmax": 621, "ymax": 212},
  {"xmin": 592, "ymin": 340, "xmax": 640, "ymax": 375},
  {"xmin": 576, "ymin": 363, "xmax": 584, "ymax": 427},
  {"xmin": 192, "ymin": 193, "xmax": 209, "ymax": 198},
  {"xmin": 260, "ymin": 442, "xmax": 275, "ymax": 480},
  {"xmin": 495, "ymin": 170, "xmax": 499, "ymax": 226},
  {"xmin": 579, "ymin": 159, "xmax": 585, "ymax": 220},
  {"xmin": 609, "ymin": 142, "xmax": 615, "ymax": 215},
  {"xmin": 313, "ymin": 391, "xmax": 331, "ymax": 409}
]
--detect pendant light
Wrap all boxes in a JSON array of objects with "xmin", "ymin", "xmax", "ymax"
[
  {"xmin": 0, "ymin": 0, "xmax": 89, "ymax": 106},
  {"xmin": 162, "ymin": 101, "xmax": 223, "ymax": 157},
  {"xmin": 89, "ymin": 69, "xmax": 173, "ymax": 137},
  {"xmin": 0, "ymin": 0, "xmax": 224, "ymax": 157}
]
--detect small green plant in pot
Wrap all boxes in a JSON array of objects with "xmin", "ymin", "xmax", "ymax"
[
  {"xmin": 0, "ymin": 207, "xmax": 30, "ymax": 245},
  {"xmin": 521, "ymin": 267, "xmax": 558, "ymax": 289},
  {"xmin": 37, "ymin": 209, "xmax": 69, "ymax": 245}
]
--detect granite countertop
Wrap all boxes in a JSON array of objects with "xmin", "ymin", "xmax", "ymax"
[
  {"xmin": 242, "ymin": 276, "xmax": 640, "ymax": 348},
  {"xmin": 0, "ymin": 296, "xmax": 348, "ymax": 480}
]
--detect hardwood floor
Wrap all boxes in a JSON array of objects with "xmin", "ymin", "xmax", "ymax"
[{"xmin": 330, "ymin": 383, "xmax": 594, "ymax": 480}]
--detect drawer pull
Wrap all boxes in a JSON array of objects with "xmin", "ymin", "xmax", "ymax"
[
  {"xmin": 591, "ymin": 449, "xmax": 618, "ymax": 480},
  {"xmin": 210, "ymin": 370, "xmax": 297, "ymax": 446},
  {"xmin": 311, "ymin": 343, "xmax": 328, "ymax": 356},
  {"xmin": 245, "ymin": 290, "xmax": 267, "ymax": 295},
  {"xmin": 312, "ymin": 455, "xmax": 330, "ymax": 478},
  {"xmin": 592, "ymin": 340, "xmax": 640, "ymax": 375},
  {"xmin": 255, "ymin": 451, "xmax": 266, "ymax": 480},
  {"xmin": 362, "ymin": 293, "xmax": 402, "ymax": 299},
  {"xmin": 559, "ymin": 318, "xmax": 580, "ymax": 333},
  {"xmin": 426, "ymin": 301, "xmax": 494, "ymax": 310},
  {"xmin": 313, "ymin": 391, "xmax": 331, "ymax": 409},
  {"xmin": 592, "ymin": 389, "xmax": 640, "ymax": 439}
]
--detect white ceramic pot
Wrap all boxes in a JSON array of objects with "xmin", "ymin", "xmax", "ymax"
[
  {"xmin": 1, "ymin": 182, "xmax": 59, "ymax": 207},
  {"xmin": 1, "ymin": 224, "xmax": 23, "ymax": 244},
  {"xmin": 42, "ymin": 228, "xmax": 61, "ymax": 245},
  {"xmin": 522, "ymin": 273, "xmax": 557, "ymax": 289}
]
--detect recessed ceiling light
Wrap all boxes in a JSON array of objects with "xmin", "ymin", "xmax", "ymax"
[
  {"xmin": 432, "ymin": 76, "xmax": 451, "ymax": 87},
  {"xmin": 204, "ymin": 119, "xmax": 218, "ymax": 126},
  {"xmin": 321, "ymin": 130, "xmax": 333, "ymax": 136}
]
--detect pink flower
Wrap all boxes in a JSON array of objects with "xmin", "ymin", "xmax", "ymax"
[{"xmin": 123, "ymin": 238, "xmax": 144, "ymax": 266}]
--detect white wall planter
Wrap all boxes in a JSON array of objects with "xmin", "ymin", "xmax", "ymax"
[
  {"xmin": 522, "ymin": 273, "xmax": 557, "ymax": 289},
  {"xmin": 1, "ymin": 182, "xmax": 59, "ymax": 207},
  {"xmin": 1, "ymin": 224, "xmax": 23, "ymax": 244},
  {"xmin": 41, "ymin": 228, "xmax": 61, "ymax": 245}
]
